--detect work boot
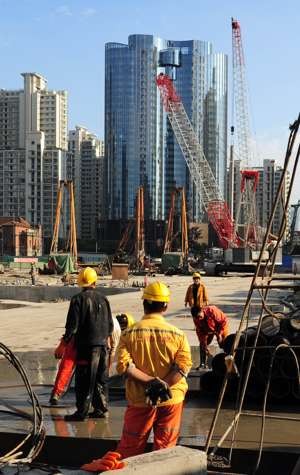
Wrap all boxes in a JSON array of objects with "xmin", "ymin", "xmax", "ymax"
[
  {"xmin": 89, "ymin": 409, "xmax": 109, "ymax": 419},
  {"xmin": 64, "ymin": 411, "xmax": 88, "ymax": 422},
  {"xmin": 200, "ymin": 347, "xmax": 208, "ymax": 369}
]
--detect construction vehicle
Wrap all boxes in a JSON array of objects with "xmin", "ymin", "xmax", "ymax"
[
  {"xmin": 161, "ymin": 187, "xmax": 189, "ymax": 273},
  {"xmin": 48, "ymin": 180, "xmax": 77, "ymax": 274}
]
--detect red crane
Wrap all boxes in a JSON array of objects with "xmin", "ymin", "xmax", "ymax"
[{"xmin": 156, "ymin": 73, "xmax": 241, "ymax": 250}]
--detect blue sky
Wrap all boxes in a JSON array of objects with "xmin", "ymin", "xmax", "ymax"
[{"xmin": 1, "ymin": 0, "xmax": 299, "ymax": 201}]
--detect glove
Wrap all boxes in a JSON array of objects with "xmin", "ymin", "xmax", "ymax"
[
  {"xmin": 81, "ymin": 451, "xmax": 125, "ymax": 472},
  {"xmin": 54, "ymin": 338, "xmax": 67, "ymax": 359},
  {"xmin": 145, "ymin": 378, "xmax": 172, "ymax": 406}
]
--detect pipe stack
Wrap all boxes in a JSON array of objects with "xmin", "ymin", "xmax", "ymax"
[{"xmin": 200, "ymin": 315, "xmax": 300, "ymax": 402}]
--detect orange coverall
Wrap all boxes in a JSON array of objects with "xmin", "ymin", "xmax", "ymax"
[
  {"xmin": 115, "ymin": 313, "xmax": 192, "ymax": 458},
  {"xmin": 194, "ymin": 305, "xmax": 229, "ymax": 353}
]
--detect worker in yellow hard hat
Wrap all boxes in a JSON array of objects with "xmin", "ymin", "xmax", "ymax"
[
  {"xmin": 81, "ymin": 281, "xmax": 192, "ymax": 470},
  {"xmin": 54, "ymin": 267, "xmax": 114, "ymax": 421},
  {"xmin": 184, "ymin": 272, "xmax": 209, "ymax": 316},
  {"xmin": 115, "ymin": 282, "xmax": 192, "ymax": 457},
  {"xmin": 115, "ymin": 313, "xmax": 136, "ymax": 332}
]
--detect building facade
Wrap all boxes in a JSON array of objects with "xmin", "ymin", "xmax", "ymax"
[
  {"xmin": 0, "ymin": 73, "xmax": 68, "ymax": 241},
  {"xmin": 67, "ymin": 127, "xmax": 104, "ymax": 241},
  {"xmin": 105, "ymin": 34, "xmax": 228, "ymax": 223}
]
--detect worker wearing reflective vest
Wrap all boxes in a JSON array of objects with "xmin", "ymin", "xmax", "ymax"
[
  {"xmin": 193, "ymin": 305, "xmax": 229, "ymax": 369},
  {"xmin": 184, "ymin": 272, "xmax": 209, "ymax": 315}
]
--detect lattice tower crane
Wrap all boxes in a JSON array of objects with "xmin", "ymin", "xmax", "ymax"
[
  {"xmin": 231, "ymin": 18, "xmax": 260, "ymax": 248},
  {"xmin": 156, "ymin": 73, "xmax": 241, "ymax": 250}
]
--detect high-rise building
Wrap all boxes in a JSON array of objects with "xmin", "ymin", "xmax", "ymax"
[
  {"xmin": 105, "ymin": 34, "xmax": 228, "ymax": 223},
  {"xmin": 0, "ymin": 73, "xmax": 68, "ymax": 239},
  {"xmin": 67, "ymin": 127, "xmax": 104, "ymax": 241},
  {"xmin": 230, "ymin": 159, "xmax": 290, "ymax": 240}
]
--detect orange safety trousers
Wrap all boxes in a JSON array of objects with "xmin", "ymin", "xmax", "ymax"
[
  {"xmin": 52, "ymin": 340, "xmax": 77, "ymax": 397},
  {"xmin": 116, "ymin": 402, "xmax": 183, "ymax": 459}
]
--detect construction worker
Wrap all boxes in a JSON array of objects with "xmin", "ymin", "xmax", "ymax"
[
  {"xmin": 107, "ymin": 316, "xmax": 122, "ymax": 372},
  {"xmin": 55, "ymin": 267, "xmax": 113, "ymax": 421},
  {"xmin": 80, "ymin": 281, "xmax": 192, "ymax": 471},
  {"xmin": 184, "ymin": 272, "xmax": 209, "ymax": 316},
  {"xmin": 115, "ymin": 313, "xmax": 136, "ymax": 332},
  {"xmin": 29, "ymin": 263, "xmax": 36, "ymax": 286},
  {"xmin": 192, "ymin": 305, "xmax": 229, "ymax": 369}
]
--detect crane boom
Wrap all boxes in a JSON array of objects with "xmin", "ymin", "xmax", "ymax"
[{"xmin": 156, "ymin": 73, "xmax": 240, "ymax": 249}]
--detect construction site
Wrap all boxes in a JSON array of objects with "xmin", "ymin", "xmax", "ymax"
[{"xmin": 1, "ymin": 17, "xmax": 300, "ymax": 475}]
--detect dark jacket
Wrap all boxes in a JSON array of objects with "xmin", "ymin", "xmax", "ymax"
[{"xmin": 64, "ymin": 288, "xmax": 113, "ymax": 348}]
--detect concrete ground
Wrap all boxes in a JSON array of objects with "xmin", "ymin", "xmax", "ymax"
[
  {"xmin": 1, "ymin": 271, "xmax": 299, "ymax": 469},
  {"xmin": 0, "ymin": 273, "xmax": 265, "ymax": 352}
]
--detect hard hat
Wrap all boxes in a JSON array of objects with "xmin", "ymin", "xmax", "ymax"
[
  {"xmin": 193, "ymin": 272, "xmax": 201, "ymax": 279},
  {"xmin": 116, "ymin": 313, "xmax": 136, "ymax": 330},
  {"xmin": 77, "ymin": 267, "xmax": 98, "ymax": 287},
  {"xmin": 142, "ymin": 281, "xmax": 170, "ymax": 303}
]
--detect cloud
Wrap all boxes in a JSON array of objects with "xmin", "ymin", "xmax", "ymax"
[
  {"xmin": 55, "ymin": 5, "xmax": 72, "ymax": 16},
  {"xmin": 81, "ymin": 7, "xmax": 97, "ymax": 17}
]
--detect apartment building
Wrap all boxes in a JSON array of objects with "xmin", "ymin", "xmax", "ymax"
[
  {"xmin": 67, "ymin": 126, "xmax": 104, "ymax": 241},
  {"xmin": 0, "ymin": 73, "xmax": 68, "ymax": 241}
]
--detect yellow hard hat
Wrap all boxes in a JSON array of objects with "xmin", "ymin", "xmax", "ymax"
[
  {"xmin": 193, "ymin": 272, "xmax": 201, "ymax": 279},
  {"xmin": 77, "ymin": 267, "xmax": 98, "ymax": 287},
  {"xmin": 142, "ymin": 281, "xmax": 170, "ymax": 303}
]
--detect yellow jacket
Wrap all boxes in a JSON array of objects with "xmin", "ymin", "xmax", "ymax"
[
  {"xmin": 116, "ymin": 313, "xmax": 192, "ymax": 407},
  {"xmin": 185, "ymin": 282, "xmax": 208, "ymax": 308}
]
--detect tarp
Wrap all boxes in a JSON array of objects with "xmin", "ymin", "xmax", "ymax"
[{"xmin": 48, "ymin": 254, "xmax": 76, "ymax": 274}]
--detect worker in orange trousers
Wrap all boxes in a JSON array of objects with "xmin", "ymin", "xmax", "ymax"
[
  {"xmin": 192, "ymin": 305, "xmax": 229, "ymax": 369},
  {"xmin": 81, "ymin": 281, "xmax": 192, "ymax": 471},
  {"xmin": 184, "ymin": 272, "xmax": 209, "ymax": 316}
]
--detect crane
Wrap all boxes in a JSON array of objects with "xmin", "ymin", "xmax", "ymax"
[
  {"xmin": 156, "ymin": 73, "xmax": 240, "ymax": 250},
  {"xmin": 113, "ymin": 186, "xmax": 145, "ymax": 269},
  {"xmin": 164, "ymin": 187, "xmax": 189, "ymax": 261},
  {"xmin": 231, "ymin": 18, "xmax": 260, "ymax": 248},
  {"xmin": 50, "ymin": 180, "xmax": 77, "ymax": 261}
]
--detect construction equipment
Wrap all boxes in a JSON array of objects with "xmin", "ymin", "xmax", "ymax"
[
  {"xmin": 287, "ymin": 200, "xmax": 300, "ymax": 253},
  {"xmin": 164, "ymin": 187, "xmax": 188, "ymax": 261},
  {"xmin": 135, "ymin": 186, "xmax": 145, "ymax": 269},
  {"xmin": 50, "ymin": 180, "xmax": 77, "ymax": 262},
  {"xmin": 156, "ymin": 73, "xmax": 239, "ymax": 251},
  {"xmin": 231, "ymin": 18, "xmax": 261, "ymax": 249},
  {"xmin": 113, "ymin": 186, "xmax": 145, "ymax": 269}
]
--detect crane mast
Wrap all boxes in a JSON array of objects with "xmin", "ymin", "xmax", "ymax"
[
  {"xmin": 232, "ymin": 18, "xmax": 260, "ymax": 248},
  {"xmin": 156, "ymin": 73, "xmax": 240, "ymax": 249}
]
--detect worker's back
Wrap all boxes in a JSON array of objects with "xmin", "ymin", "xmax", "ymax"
[{"xmin": 117, "ymin": 312, "xmax": 191, "ymax": 407}]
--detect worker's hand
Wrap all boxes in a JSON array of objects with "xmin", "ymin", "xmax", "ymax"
[
  {"xmin": 145, "ymin": 378, "xmax": 172, "ymax": 406},
  {"xmin": 54, "ymin": 339, "xmax": 67, "ymax": 359}
]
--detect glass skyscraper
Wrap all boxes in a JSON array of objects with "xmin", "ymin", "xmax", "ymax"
[{"xmin": 105, "ymin": 34, "xmax": 228, "ymax": 222}]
